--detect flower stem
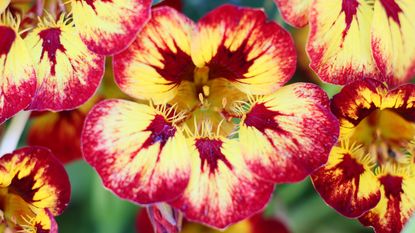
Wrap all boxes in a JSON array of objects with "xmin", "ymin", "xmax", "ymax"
[{"xmin": 0, "ymin": 111, "xmax": 30, "ymax": 156}]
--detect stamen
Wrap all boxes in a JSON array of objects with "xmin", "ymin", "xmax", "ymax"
[
  {"xmin": 0, "ymin": 11, "xmax": 21, "ymax": 30},
  {"xmin": 202, "ymin": 85, "xmax": 210, "ymax": 97}
]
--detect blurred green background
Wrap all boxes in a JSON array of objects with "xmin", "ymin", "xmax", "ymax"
[{"xmin": 52, "ymin": 0, "xmax": 372, "ymax": 232}]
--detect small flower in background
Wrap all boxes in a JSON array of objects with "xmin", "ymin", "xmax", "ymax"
[
  {"xmin": 0, "ymin": 12, "xmax": 36, "ymax": 124},
  {"xmin": 136, "ymin": 208, "xmax": 291, "ymax": 233},
  {"xmin": 27, "ymin": 97, "xmax": 98, "ymax": 164},
  {"xmin": 0, "ymin": 147, "xmax": 70, "ymax": 232},
  {"xmin": 312, "ymin": 78, "xmax": 415, "ymax": 233},
  {"xmin": 274, "ymin": 0, "xmax": 415, "ymax": 86},
  {"xmin": 70, "ymin": 0, "xmax": 151, "ymax": 55},
  {"xmin": 82, "ymin": 4, "xmax": 338, "ymax": 229}
]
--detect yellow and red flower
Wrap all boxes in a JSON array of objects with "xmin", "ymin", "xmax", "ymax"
[
  {"xmin": 0, "ymin": 147, "xmax": 70, "ymax": 232},
  {"xmin": 275, "ymin": 0, "xmax": 415, "ymax": 86},
  {"xmin": 312, "ymin": 78, "xmax": 415, "ymax": 233},
  {"xmin": 82, "ymin": 5, "xmax": 339, "ymax": 229},
  {"xmin": 274, "ymin": 0, "xmax": 310, "ymax": 28}
]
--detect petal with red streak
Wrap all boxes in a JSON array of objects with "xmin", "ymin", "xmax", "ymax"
[
  {"xmin": 0, "ymin": 147, "xmax": 71, "ymax": 215},
  {"xmin": 113, "ymin": 7, "xmax": 195, "ymax": 104},
  {"xmin": 312, "ymin": 143, "xmax": 381, "ymax": 218},
  {"xmin": 274, "ymin": 0, "xmax": 310, "ymax": 27},
  {"xmin": 171, "ymin": 137, "xmax": 274, "ymax": 229},
  {"xmin": 307, "ymin": 0, "xmax": 381, "ymax": 85},
  {"xmin": 82, "ymin": 99, "xmax": 191, "ymax": 204},
  {"xmin": 371, "ymin": 0, "xmax": 415, "ymax": 85},
  {"xmin": 192, "ymin": 5, "xmax": 296, "ymax": 95},
  {"xmin": 239, "ymin": 83, "xmax": 339, "ymax": 183},
  {"xmin": 28, "ymin": 98, "xmax": 96, "ymax": 163},
  {"xmin": 24, "ymin": 16, "xmax": 105, "ymax": 111},
  {"xmin": 71, "ymin": 0, "xmax": 151, "ymax": 55},
  {"xmin": 0, "ymin": 16, "xmax": 36, "ymax": 123},
  {"xmin": 359, "ymin": 166, "xmax": 415, "ymax": 233}
]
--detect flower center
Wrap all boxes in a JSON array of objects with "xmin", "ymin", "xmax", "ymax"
[
  {"xmin": 172, "ymin": 67, "xmax": 246, "ymax": 137},
  {"xmin": 350, "ymin": 109, "xmax": 415, "ymax": 165}
]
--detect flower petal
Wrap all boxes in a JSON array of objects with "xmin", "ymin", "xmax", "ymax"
[
  {"xmin": 71, "ymin": 0, "xmax": 151, "ymax": 55},
  {"xmin": 312, "ymin": 143, "xmax": 381, "ymax": 218},
  {"xmin": 239, "ymin": 83, "xmax": 339, "ymax": 183},
  {"xmin": 25, "ymin": 17, "xmax": 105, "ymax": 111},
  {"xmin": 0, "ymin": 147, "xmax": 71, "ymax": 215},
  {"xmin": 307, "ymin": 0, "xmax": 382, "ymax": 85},
  {"xmin": 113, "ymin": 7, "xmax": 195, "ymax": 104},
  {"xmin": 274, "ymin": 0, "xmax": 310, "ymax": 27},
  {"xmin": 0, "ymin": 0, "xmax": 10, "ymax": 13},
  {"xmin": 371, "ymin": 0, "xmax": 415, "ymax": 85},
  {"xmin": 170, "ymin": 137, "xmax": 274, "ymax": 229},
  {"xmin": 0, "ymin": 19, "xmax": 36, "ymax": 123},
  {"xmin": 359, "ymin": 166, "xmax": 415, "ymax": 233},
  {"xmin": 192, "ymin": 5, "xmax": 296, "ymax": 95},
  {"xmin": 82, "ymin": 99, "xmax": 191, "ymax": 204}
]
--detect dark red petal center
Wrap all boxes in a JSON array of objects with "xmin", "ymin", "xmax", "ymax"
[
  {"xmin": 39, "ymin": 28, "xmax": 66, "ymax": 76},
  {"xmin": 195, "ymin": 138, "xmax": 233, "ymax": 174},
  {"xmin": 379, "ymin": 0, "xmax": 402, "ymax": 24},
  {"xmin": 379, "ymin": 175, "xmax": 403, "ymax": 199}
]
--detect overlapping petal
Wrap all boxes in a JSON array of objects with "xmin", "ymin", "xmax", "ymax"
[
  {"xmin": 312, "ymin": 142, "xmax": 381, "ymax": 218},
  {"xmin": 0, "ymin": 14, "xmax": 36, "ymax": 123},
  {"xmin": 24, "ymin": 16, "xmax": 105, "ymax": 111},
  {"xmin": 307, "ymin": 0, "xmax": 381, "ymax": 85},
  {"xmin": 274, "ymin": 0, "xmax": 310, "ymax": 27},
  {"xmin": 113, "ymin": 7, "xmax": 195, "ymax": 104},
  {"xmin": 371, "ymin": 0, "xmax": 415, "ymax": 85},
  {"xmin": 82, "ymin": 99, "xmax": 191, "ymax": 204},
  {"xmin": 192, "ymin": 5, "xmax": 296, "ymax": 95},
  {"xmin": 239, "ymin": 83, "xmax": 339, "ymax": 183},
  {"xmin": 171, "ymin": 137, "xmax": 274, "ymax": 229},
  {"xmin": 359, "ymin": 166, "xmax": 415, "ymax": 233},
  {"xmin": 71, "ymin": 0, "xmax": 151, "ymax": 55}
]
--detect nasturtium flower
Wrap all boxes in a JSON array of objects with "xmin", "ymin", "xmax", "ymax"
[
  {"xmin": 275, "ymin": 0, "xmax": 415, "ymax": 86},
  {"xmin": 82, "ymin": 5, "xmax": 339, "ymax": 229},
  {"xmin": 70, "ymin": 0, "xmax": 151, "ymax": 55},
  {"xmin": 0, "ymin": 11, "xmax": 36, "ymax": 124},
  {"xmin": 0, "ymin": 147, "xmax": 70, "ymax": 233},
  {"xmin": 24, "ymin": 14, "xmax": 105, "ymax": 111},
  {"xmin": 136, "ymin": 208, "xmax": 291, "ymax": 233},
  {"xmin": 312, "ymin": 78, "xmax": 415, "ymax": 233}
]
